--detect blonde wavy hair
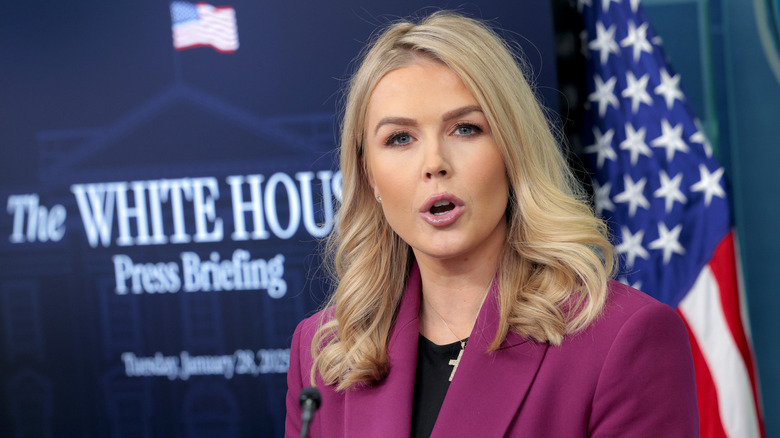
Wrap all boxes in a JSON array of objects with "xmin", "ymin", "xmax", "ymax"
[{"xmin": 311, "ymin": 11, "xmax": 615, "ymax": 390}]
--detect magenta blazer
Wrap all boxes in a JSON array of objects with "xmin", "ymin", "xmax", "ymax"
[{"xmin": 286, "ymin": 264, "xmax": 699, "ymax": 437}]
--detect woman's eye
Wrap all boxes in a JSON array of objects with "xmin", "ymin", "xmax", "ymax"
[
  {"xmin": 454, "ymin": 124, "xmax": 481, "ymax": 136},
  {"xmin": 385, "ymin": 132, "xmax": 412, "ymax": 146}
]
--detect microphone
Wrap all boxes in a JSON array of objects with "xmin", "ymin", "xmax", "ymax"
[{"xmin": 298, "ymin": 386, "xmax": 321, "ymax": 438}]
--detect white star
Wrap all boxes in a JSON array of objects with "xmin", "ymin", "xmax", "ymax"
[
  {"xmin": 691, "ymin": 164, "xmax": 726, "ymax": 206},
  {"xmin": 589, "ymin": 75, "xmax": 620, "ymax": 117},
  {"xmin": 654, "ymin": 170, "xmax": 687, "ymax": 212},
  {"xmin": 620, "ymin": 21, "xmax": 653, "ymax": 62},
  {"xmin": 651, "ymin": 119, "xmax": 689, "ymax": 161},
  {"xmin": 614, "ymin": 175, "xmax": 650, "ymax": 217},
  {"xmin": 588, "ymin": 22, "xmax": 619, "ymax": 65},
  {"xmin": 690, "ymin": 119, "xmax": 713, "ymax": 158},
  {"xmin": 630, "ymin": 0, "xmax": 641, "ymax": 12},
  {"xmin": 654, "ymin": 69, "xmax": 684, "ymax": 109},
  {"xmin": 585, "ymin": 127, "xmax": 617, "ymax": 169},
  {"xmin": 601, "ymin": 0, "xmax": 621, "ymax": 12},
  {"xmin": 620, "ymin": 123, "xmax": 652, "ymax": 165},
  {"xmin": 593, "ymin": 180, "xmax": 615, "ymax": 215},
  {"xmin": 649, "ymin": 222, "xmax": 686, "ymax": 264},
  {"xmin": 577, "ymin": 0, "xmax": 593, "ymax": 13},
  {"xmin": 622, "ymin": 72, "xmax": 653, "ymax": 113},
  {"xmin": 616, "ymin": 226, "xmax": 649, "ymax": 268}
]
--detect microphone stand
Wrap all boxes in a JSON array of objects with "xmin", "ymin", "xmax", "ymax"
[{"xmin": 298, "ymin": 387, "xmax": 321, "ymax": 438}]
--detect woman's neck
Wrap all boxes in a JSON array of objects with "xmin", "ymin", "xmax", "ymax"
[{"xmin": 415, "ymin": 252, "xmax": 500, "ymax": 345}]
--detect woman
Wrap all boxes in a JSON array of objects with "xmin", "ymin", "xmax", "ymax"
[{"xmin": 286, "ymin": 11, "xmax": 698, "ymax": 437}]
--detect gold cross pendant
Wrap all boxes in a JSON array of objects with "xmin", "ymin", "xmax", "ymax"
[{"xmin": 448, "ymin": 341, "xmax": 466, "ymax": 381}]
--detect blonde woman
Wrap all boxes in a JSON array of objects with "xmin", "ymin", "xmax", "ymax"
[{"xmin": 286, "ymin": 11, "xmax": 698, "ymax": 437}]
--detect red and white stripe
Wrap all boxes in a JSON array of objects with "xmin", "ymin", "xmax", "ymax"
[
  {"xmin": 677, "ymin": 231, "xmax": 764, "ymax": 437},
  {"xmin": 173, "ymin": 3, "xmax": 238, "ymax": 53}
]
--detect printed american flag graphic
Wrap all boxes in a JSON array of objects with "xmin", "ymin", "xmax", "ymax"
[
  {"xmin": 170, "ymin": 1, "xmax": 239, "ymax": 53},
  {"xmin": 579, "ymin": 0, "xmax": 764, "ymax": 436}
]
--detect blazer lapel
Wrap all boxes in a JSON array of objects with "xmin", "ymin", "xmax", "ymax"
[
  {"xmin": 343, "ymin": 264, "xmax": 422, "ymax": 437},
  {"xmin": 432, "ymin": 280, "xmax": 550, "ymax": 437}
]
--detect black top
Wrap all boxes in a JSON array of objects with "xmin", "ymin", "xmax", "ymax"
[{"xmin": 410, "ymin": 334, "xmax": 467, "ymax": 438}]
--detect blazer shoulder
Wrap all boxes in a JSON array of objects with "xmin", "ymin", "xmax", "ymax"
[
  {"xmin": 560, "ymin": 279, "xmax": 690, "ymax": 367},
  {"xmin": 598, "ymin": 279, "xmax": 683, "ymax": 330},
  {"xmin": 294, "ymin": 307, "xmax": 333, "ymax": 345}
]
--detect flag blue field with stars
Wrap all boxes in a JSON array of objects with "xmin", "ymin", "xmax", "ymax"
[
  {"xmin": 579, "ymin": 0, "xmax": 764, "ymax": 436},
  {"xmin": 581, "ymin": 0, "xmax": 727, "ymax": 306}
]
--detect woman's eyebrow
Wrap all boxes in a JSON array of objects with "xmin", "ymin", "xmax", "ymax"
[
  {"xmin": 373, "ymin": 117, "xmax": 417, "ymax": 135},
  {"xmin": 442, "ymin": 105, "xmax": 483, "ymax": 122},
  {"xmin": 372, "ymin": 105, "xmax": 483, "ymax": 135}
]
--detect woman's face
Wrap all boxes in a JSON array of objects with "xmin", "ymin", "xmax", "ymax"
[{"xmin": 364, "ymin": 60, "xmax": 510, "ymax": 264}]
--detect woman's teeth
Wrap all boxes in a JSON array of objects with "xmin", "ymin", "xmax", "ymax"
[{"xmin": 431, "ymin": 201, "xmax": 455, "ymax": 215}]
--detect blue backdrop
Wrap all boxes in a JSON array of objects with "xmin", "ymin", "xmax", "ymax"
[{"xmin": 0, "ymin": 2, "xmax": 556, "ymax": 436}]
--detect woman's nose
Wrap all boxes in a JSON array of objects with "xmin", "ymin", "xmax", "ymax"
[{"xmin": 423, "ymin": 139, "xmax": 450, "ymax": 179}]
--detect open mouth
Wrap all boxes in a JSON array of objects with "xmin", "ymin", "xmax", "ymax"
[
  {"xmin": 430, "ymin": 200, "xmax": 455, "ymax": 215},
  {"xmin": 420, "ymin": 193, "xmax": 465, "ymax": 227}
]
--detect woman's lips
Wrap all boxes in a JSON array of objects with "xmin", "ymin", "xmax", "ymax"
[{"xmin": 419, "ymin": 193, "xmax": 465, "ymax": 227}]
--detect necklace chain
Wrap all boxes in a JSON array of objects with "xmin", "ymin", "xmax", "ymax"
[
  {"xmin": 422, "ymin": 283, "xmax": 492, "ymax": 382},
  {"xmin": 422, "ymin": 282, "xmax": 492, "ymax": 345},
  {"xmin": 424, "ymin": 298, "xmax": 469, "ymax": 346}
]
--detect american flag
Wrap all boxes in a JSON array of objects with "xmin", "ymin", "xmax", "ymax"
[
  {"xmin": 170, "ymin": 1, "xmax": 239, "ymax": 53},
  {"xmin": 579, "ymin": 1, "xmax": 764, "ymax": 436}
]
